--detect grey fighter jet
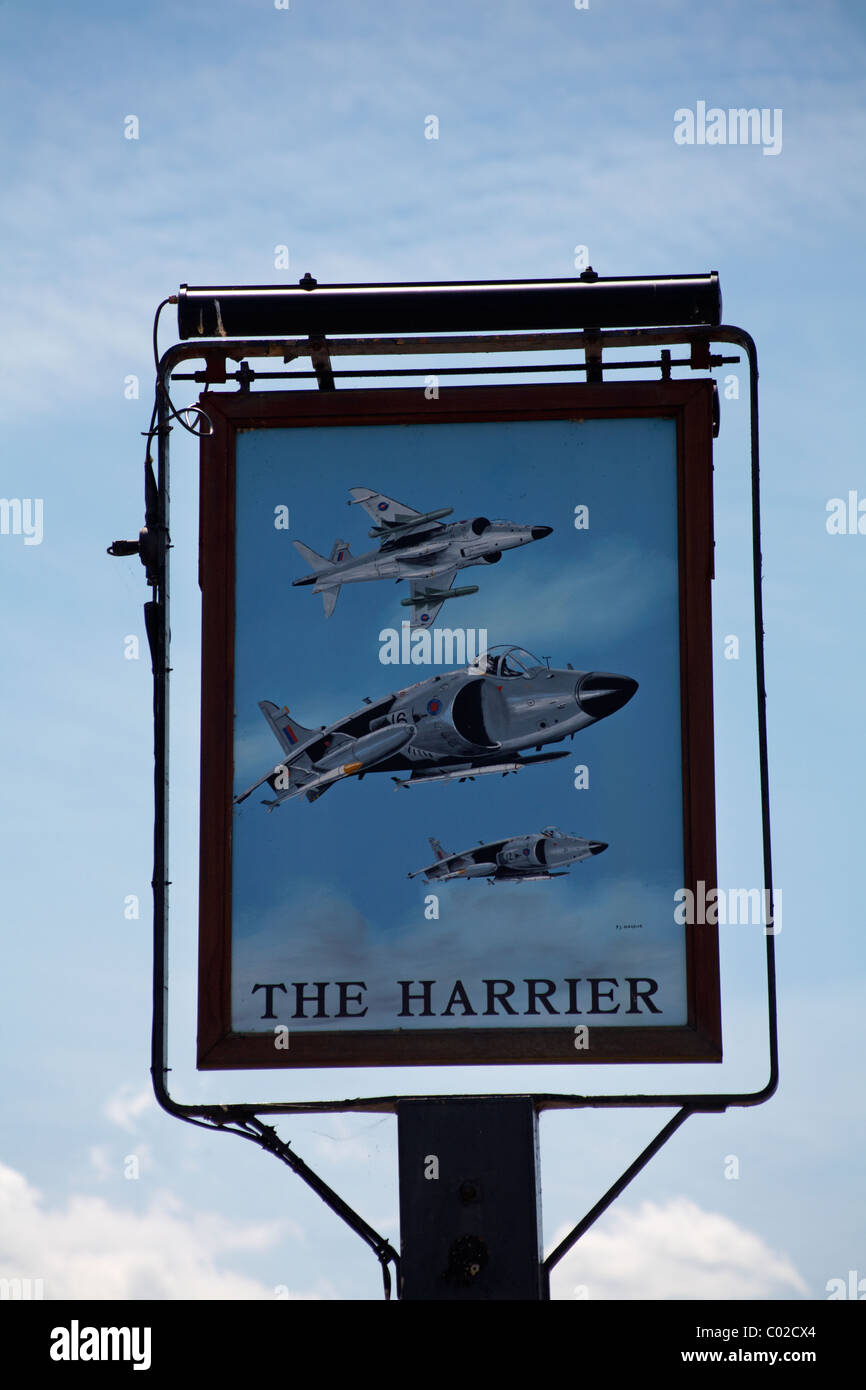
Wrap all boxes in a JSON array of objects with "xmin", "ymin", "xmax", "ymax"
[
  {"xmin": 292, "ymin": 486, "xmax": 553, "ymax": 627},
  {"xmin": 233, "ymin": 645, "xmax": 637, "ymax": 809},
  {"xmin": 409, "ymin": 826, "xmax": 608, "ymax": 884}
]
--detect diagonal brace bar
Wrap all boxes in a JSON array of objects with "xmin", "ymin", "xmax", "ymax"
[{"xmin": 542, "ymin": 1107, "xmax": 694, "ymax": 1293}]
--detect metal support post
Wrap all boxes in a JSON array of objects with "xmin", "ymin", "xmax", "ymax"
[{"xmin": 397, "ymin": 1098, "xmax": 543, "ymax": 1300}]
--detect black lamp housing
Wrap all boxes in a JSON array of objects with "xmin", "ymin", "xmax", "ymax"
[{"xmin": 177, "ymin": 272, "xmax": 722, "ymax": 340}]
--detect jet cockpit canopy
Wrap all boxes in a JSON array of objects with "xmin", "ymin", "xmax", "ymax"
[{"xmin": 479, "ymin": 645, "xmax": 546, "ymax": 678}]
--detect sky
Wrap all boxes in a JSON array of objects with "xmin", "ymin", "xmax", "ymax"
[{"xmin": 1, "ymin": 0, "xmax": 864, "ymax": 1302}]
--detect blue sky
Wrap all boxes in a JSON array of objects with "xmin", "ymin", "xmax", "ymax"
[{"xmin": 1, "ymin": 0, "xmax": 864, "ymax": 1300}]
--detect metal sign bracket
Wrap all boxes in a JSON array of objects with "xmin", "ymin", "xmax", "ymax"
[{"xmin": 115, "ymin": 279, "xmax": 776, "ymax": 1299}]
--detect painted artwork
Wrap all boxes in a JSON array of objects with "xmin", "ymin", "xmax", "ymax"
[{"xmin": 197, "ymin": 384, "xmax": 720, "ymax": 1067}]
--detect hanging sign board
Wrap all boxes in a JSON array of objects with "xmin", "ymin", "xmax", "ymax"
[{"xmin": 196, "ymin": 382, "xmax": 720, "ymax": 1068}]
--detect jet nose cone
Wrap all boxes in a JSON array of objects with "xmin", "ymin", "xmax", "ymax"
[
  {"xmin": 589, "ymin": 841, "xmax": 608, "ymax": 856},
  {"xmin": 576, "ymin": 673, "xmax": 639, "ymax": 719},
  {"xmin": 531, "ymin": 525, "xmax": 553, "ymax": 540}
]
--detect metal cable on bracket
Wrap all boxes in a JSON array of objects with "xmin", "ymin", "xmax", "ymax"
[{"xmin": 153, "ymin": 296, "xmax": 213, "ymax": 438}]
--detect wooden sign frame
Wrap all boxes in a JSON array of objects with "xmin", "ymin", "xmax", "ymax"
[{"xmin": 196, "ymin": 381, "xmax": 720, "ymax": 1069}]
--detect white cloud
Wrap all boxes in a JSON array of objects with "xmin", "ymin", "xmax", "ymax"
[
  {"xmin": 0, "ymin": 1162, "xmax": 318, "ymax": 1301},
  {"xmin": 89, "ymin": 1144, "xmax": 154, "ymax": 1184},
  {"xmin": 474, "ymin": 544, "xmax": 677, "ymax": 649},
  {"xmin": 550, "ymin": 1196, "xmax": 808, "ymax": 1301},
  {"xmin": 103, "ymin": 1084, "xmax": 155, "ymax": 1134},
  {"xmin": 87, "ymin": 1147, "xmax": 113, "ymax": 1182}
]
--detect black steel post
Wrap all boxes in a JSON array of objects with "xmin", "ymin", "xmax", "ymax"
[{"xmin": 397, "ymin": 1097, "xmax": 543, "ymax": 1300}]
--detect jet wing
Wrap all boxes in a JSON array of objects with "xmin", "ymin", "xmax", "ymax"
[
  {"xmin": 322, "ymin": 691, "xmax": 398, "ymax": 739},
  {"xmin": 406, "ymin": 568, "xmax": 458, "ymax": 628},
  {"xmin": 409, "ymin": 839, "xmax": 509, "ymax": 879},
  {"xmin": 392, "ymin": 749, "xmax": 571, "ymax": 788},
  {"xmin": 348, "ymin": 487, "xmax": 422, "ymax": 528},
  {"xmin": 234, "ymin": 759, "xmax": 318, "ymax": 808}
]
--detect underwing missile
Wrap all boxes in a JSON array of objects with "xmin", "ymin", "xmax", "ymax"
[
  {"xmin": 368, "ymin": 506, "xmax": 454, "ymax": 538},
  {"xmin": 400, "ymin": 584, "xmax": 479, "ymax": 607}
]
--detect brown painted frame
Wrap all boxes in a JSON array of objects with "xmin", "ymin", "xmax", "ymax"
[{"xmin": 197, "ymin": 381, "xmax": 720, "ymax": 1069}]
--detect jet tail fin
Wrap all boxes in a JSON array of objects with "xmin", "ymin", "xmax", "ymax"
[
  {"xmin": 429, "ymin": 836, "xmax": 452, "ymax": 861},
  {"xmin": 328, "ymin": 538, "xmax": 352, "ymax": 564},
  {"xmin": 293, "ymin": 539, "xmax": 351, "ymax": 616},
  {"xmin": 259, "ymin": 700, "xmax": 315, "ymax": 756},
  {"xmin": 293, "ymin": 538, "xmax": 352, "ymax": 572}
]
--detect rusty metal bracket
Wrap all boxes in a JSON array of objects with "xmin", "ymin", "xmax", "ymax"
[
  {"xmin": 583, "ymin": 328, "xmax": 603, "ymax": 383},
  {"xmin": 690, "ymin": 335, "xmax": 712, "ymax": 371},
  {"xmin": 307, "ymin": 335, "xmax": 335, "ymax": 391},
  {"xmin": 200, "ymin": 350, "xmax": 227, "ymax": 386}
]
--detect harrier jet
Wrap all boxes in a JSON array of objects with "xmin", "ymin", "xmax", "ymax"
[
  {"xmin": 234, "ymin": 645, "xmax": 637, "ymax": 809},
  {"xmin": 292, "ymin": 486, "xmax": 552, "ymax": 627},
  {"xmin": 409, "ymin": 826, "xmax": 608, "ymax": 884}
]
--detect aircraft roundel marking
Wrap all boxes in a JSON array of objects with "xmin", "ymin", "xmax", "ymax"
[
  {"xmin": 420, "ymin": 613, "xmax": 430, "ymax": 623},
  {"xmin": 427, "ymin": 698, "xmax": 442, "ymax": 715},
  {"xmin": 378, "ymin": 501, "xmax": 389, "ymax": 511},
  {"xmin": 523, "ymin": 847, "xmax": 530, "ymax": 855}
]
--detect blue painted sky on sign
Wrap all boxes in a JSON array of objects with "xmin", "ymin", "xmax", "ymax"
[{"xmin": 230, "ymin": 415, "xmax": 687, "ymax": 1029}]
